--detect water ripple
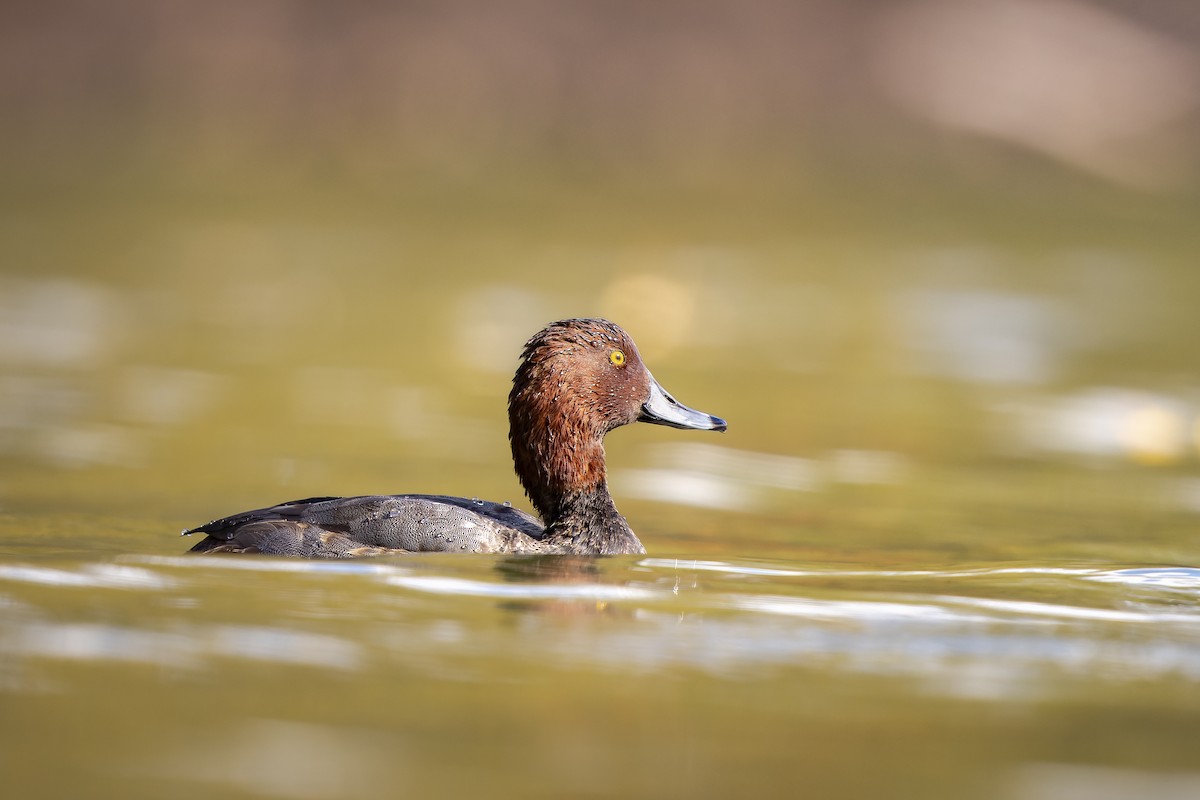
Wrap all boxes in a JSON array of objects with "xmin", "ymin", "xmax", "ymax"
[
  {"xmin": 0, "ymin": 563, "xmax": 176, "ymax": 590},
  {"xmin": 386, "ymin": 574, "xmax": 659, "ymax": 601},
  {"xmin": 1088, "ymin": 567, "xmax": 1200, "ymax": 592},
  {"xmin": 4, "ymin": 555, "xmax": 1199, "ymax": 699},
  {"xmin": 639, "ymin": 558, "xmax": 1105, "ymax": 580},
  {"xmin": 6, "ymin": 621, "xmax": 362, "ymax": 671},
  {"xmin": 131, "ymin": 553, "xmax": 405, "ymax": 576}
]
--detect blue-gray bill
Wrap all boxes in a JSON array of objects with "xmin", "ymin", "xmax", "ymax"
[{"xmin": 638, "ymin": 375, "xmax": 727, "ymax": 432}]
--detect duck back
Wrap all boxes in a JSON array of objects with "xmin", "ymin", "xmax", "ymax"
[{"xmin": 186, "ymin": 495, "xmax": 547, "ymax": 557}]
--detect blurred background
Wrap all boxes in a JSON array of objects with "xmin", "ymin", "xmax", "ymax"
[{"xmin": 1, "ymin": 0, "xmax": 1199, "ymax": 531}]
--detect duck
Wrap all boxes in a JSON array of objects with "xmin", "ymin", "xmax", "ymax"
[{"xmin": 183, "ymin": 318, "xmax": 727, "ymax": 557}]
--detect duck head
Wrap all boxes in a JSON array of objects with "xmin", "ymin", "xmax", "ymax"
[{"xmin": 508, "ymin": 318, "xmax": 726, "ymax": 523}]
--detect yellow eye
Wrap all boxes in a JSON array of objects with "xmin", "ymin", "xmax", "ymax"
[{"xmin": 609, "ymin": 349, "xmax": 626, "ymax": 367}]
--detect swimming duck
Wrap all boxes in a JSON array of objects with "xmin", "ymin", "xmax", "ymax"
[{"xmin": 184, "ymin": 318, "xmax": 726, "ymax": 557}]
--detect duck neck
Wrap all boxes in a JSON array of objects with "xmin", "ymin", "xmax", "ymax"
[
  {"xmin": 510, "ymin": 425, "xmax": 645, "ymax": 555},
  {"xmin": 542, "ymin": 481, "xmax": 646, "ymax": 556}
]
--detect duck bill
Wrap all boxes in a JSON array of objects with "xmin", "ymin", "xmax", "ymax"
[{"xmin": 638, "ymin": 375, "xmax": 727, "ymax": 432}]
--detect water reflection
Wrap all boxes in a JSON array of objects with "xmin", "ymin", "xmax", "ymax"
[
  {"xmin": 142, "ymin": 719, "xmax": 397, "ymax": 799},
  {"xmin": 999, "ymin": 387, "xmax": 1196, "ymax": 465},
  {"xmin": 1, "ymin": 262, "xmax": 1195, "ymax": 478},
  {"xmin": 384, "ymin": 573, "xmax": 655, "ymax": 603},
  {"xmin": 3, "ymin": 556, "xmax": 1198, "ymax": 698},
  {"xmin": 0, "ymin": 278, "xmax": 122, "ymax": 367},
  {"xmin": 1088, "ymin": 567, "xmax": 1200, "ymax": 592},
  {"xmin": 4, "ymin": 4, "xmax": 1199, "ymax": 795},
  {"xmin": 117, "ymin": 367, "xmax": 227, "ymax": 426},
  {"xmin": 491, "ymin": 555, "xmax": 640, "ymax": 617},
  {"xmin": 0, "ymin": 562, "xmax": 175, "ymax": 589},
  {"xmin": 896, "ymin": 287, "xmax": 1062, "ymax": 384},
  {"xmin": 1006, "ymin": 763, "xmax": 1200, "ymax": 800},
  {"xmin": 617, "ymin": 444, "xmax": 909, "ymax": 510}
]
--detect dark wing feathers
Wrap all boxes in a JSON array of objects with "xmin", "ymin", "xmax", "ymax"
[
  {"xmin": 188, "ymin": 519, "xmax": 397, "ymax": 558},
  {"xmin": 183, "ymin": 496, "xmax": 345, "ymax": 539}
]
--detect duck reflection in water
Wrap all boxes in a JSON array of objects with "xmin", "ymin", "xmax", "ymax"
[
  {"xmin": 183, "ymin": 319, "xmax": 726, "ymax": 557},
  {"xmin": 492, "ymin": 554, "xmax": 633, "ymax": 617}
]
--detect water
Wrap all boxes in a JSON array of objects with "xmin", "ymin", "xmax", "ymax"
[
  {"xmin": 2, "ymin": 175, "xmax": 1200, "ymax": 798},
  {"xmin": 6, "ymin": 2, "xmax": 1200, "ymax": 792},
  {"xmin": 3, "ymin": 496, "xmax": 1200, "ymax": 799}
]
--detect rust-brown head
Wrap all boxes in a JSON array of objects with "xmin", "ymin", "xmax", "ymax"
[{"xmin": 508, "ymin": 318, "xmax": 726, "ymax": 523}]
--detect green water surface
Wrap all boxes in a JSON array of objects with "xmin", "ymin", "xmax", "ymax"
[{"xmin": 2, "ymin": 179, "xmax": 1200, "ymax": 800}]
